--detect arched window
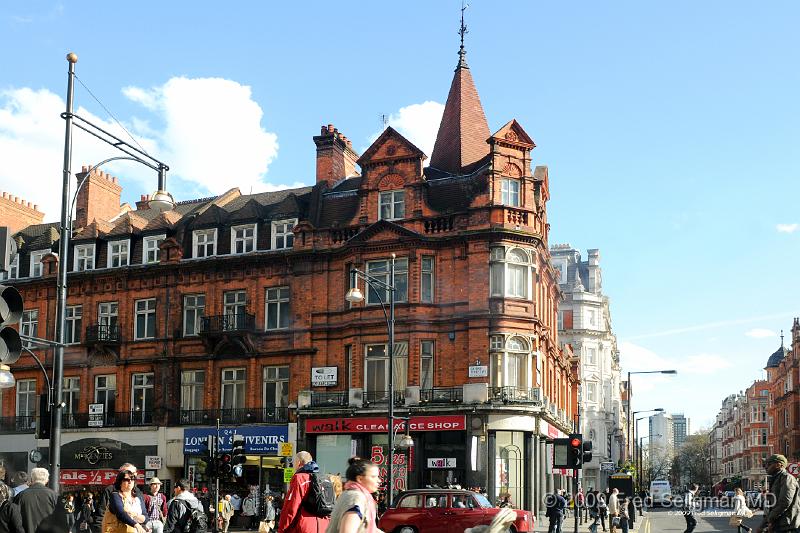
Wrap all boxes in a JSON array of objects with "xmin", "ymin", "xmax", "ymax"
[
  {"xmin": 489, "ymin": 247, "xmax": 535, "ymax": 299},
  {"xmin": 489, "ymin": 334, "xmax": 531, "ymax": 389}
]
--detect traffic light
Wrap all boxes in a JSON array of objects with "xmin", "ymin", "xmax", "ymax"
[
  {"xmin": 202, "ymin": 435, "xmax": 216, "ymax": 477},
  {"xmin": 231, "ymin": 434, "xmax": 245, "ymax": 477},
  {"xmin": 0, "ymin": 284, "xmax": 23, "ymax": 367},
  {"xmin": 217, "ymin": 452, "xmax": 233, "ymax": 476},
  {"xmin": 582, "ymin": 440, "xmax": 593, "ymax": 464},
  {"xmin": 567, "ymin": 434, "xmax": 583, "ymax": 469},
  {"xmin": 0, "ymin": 227, "xmax": 17, "ymax": 273}
]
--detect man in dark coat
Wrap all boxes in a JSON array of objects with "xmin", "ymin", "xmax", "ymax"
[
  {"xmin": 14, "ymin": 468, "xmax": 56, "ymax": 533},
  {"xmin": 0, "ymin": 480, "xmax": 24, "ymax": 533}
]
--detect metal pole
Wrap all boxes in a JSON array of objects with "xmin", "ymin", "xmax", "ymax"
[
  {"xmin": 626, "ymin": 371, "xmax": 631, "ymax": 463},
  {"xmin": 215, "ymin": 419, "xmax": 221, "ymax": 533},
  {"xmin": 573, "ymin": 405, "xmax": 580, "ymax": 533},
  {"xmin": 50, "ymin": 52, "xmax": 77, "ymax": 492},
  {"xmin": 634, "ymin": 417, "xmax": 639, "ymax": 491},
  {"xmin": 387, "ymin": 254, "xmax": 395, "ymax": 507}
]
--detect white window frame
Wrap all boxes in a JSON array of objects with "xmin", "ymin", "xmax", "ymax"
[
  {"xmin": 365, "ymin": 342, "xmax": 408, "ymax": 395},
  {"xmin": 181, "ymin": 370, "xmax": 206, "ymax": 411},
  {"xmin": 134, "ymin": 298, "xmax": 156, "ymax": 340},
  {"xmin": 21, "ymin": 309, "xmax": 38, "ymax": 347},
  {"xmin": 192, "ymin": 229, "xmax": 217, "ymax": 258},
  {"xmin": 585, "ymin": 346, "xmax": 597, "ymax": 366},
  {"xmin": 183, "ymin": 294, "xmax": 206, "ymax": 337},
  {"xmin": 221, "ymin": 368, "xmax": 246, "ymax": 410},
  {"xmin": 365, "ymin": 257, "xmax": 408, "ymax": 304},
  {"xmin": 489, "ymin": 247, "xmax": 535, "ymax": 300},
  {"xmin": 143, "ymin": 234, "xmax": 166, "ymax": 264},
  {"xmin": 231, "ymin": 224, "xmax": 257, "ymax": 255},
  {"xmin": 490, "ymin": 336, "xmax": 532, "ymax": 388},
  {"xmin": 501, "ymin": 178, "xmax": 521, "ymax": 207},
  {"xmin": 263, "ymin": 366, "xmax": 290, "ymax": 407},
  {"xmin": 94, "ymin": 374, "xmax": 116, "ymax": 415},
  {"xmin": 265, "ymin": 286, "xmax": 290, "ymax": 330},
  {"xmin": 421, "ymin": 256, "xmax": 434, "ymax": 303},
  {"xmin": 29, "ymin": 250, "xmax": 47, "ymax": 278},
  {"xmin": 271, "ymin": 219, "xmax": 297, "ymax": 250},
  {"xmin": 63, "ymin": 376, "xmax": 80, "ymax": 415},
  {"xmin": 379, "ymin": 190, "xmax": 405, "ymax": 220},
  {"xmin": 420, "ymin": 340, "xmax": 434, "ymax": 390},
  {"xmin": 74, "ymin": 243, "xmax": 95, "ymax": 271},
  {"xmin": 131, "ymin": 373, "xmax": 155, "ymax": 414},
  {"xmin": 16, "ymin": 379, "xmax": 36, "ymax": 417},
  {"xmin": 107, "ymin": 239, "xmax": 130, "ymax": 268},
  {"xmin": 65, "ymin": 305, "xmax": 82, "ymax": 345}
]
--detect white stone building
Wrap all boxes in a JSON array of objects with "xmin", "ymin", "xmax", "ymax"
[{"xmin": 551, "ymin": 245, "xmax": 624, "ymax": 491}]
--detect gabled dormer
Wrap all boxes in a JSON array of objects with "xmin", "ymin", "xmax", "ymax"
[
  {"xmin": 488, "ymin": 119, "xmax": 537, "ymax": 209},
  {"xmin": 356, "ymin": 127, "xmax": 427, "ymax": 224}
]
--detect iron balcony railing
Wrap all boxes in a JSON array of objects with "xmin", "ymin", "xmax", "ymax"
[
  {"xmin": 173, "ymin": 407, "xmax": 289, "ymax": 426},
  {"xmin": 0, "ymin": 416, "xmax": 36, "ymax": 433},
  {"xmin": 85, "ymin": 324, "xmax": 122, "ymax": 343},
  {"xmin": 420, "ymin": 387, "xmax": 464, "ymax": 404},
  {"xmin": 310, "ymin": 392, "xmax": 349, "ymax": 407},
  {"xmin": 363, "ymin": 390, "xmax": 405, "ymax": 406},
  {"xmin": 200, "ymin": 313, "xmax": 256, "ymax": 334},
  {"xmin": 0, "ymin": 411, "xmax": 157, "ymax": 432},
  {"xmin": 490, "ymin": 386, "xmax": 542, "ymax": 404}
]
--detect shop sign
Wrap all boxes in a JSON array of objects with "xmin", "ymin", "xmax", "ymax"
[
  {"xmin": 601, "ymin": 461, "xmax": 615, "ymax": 472},
  {"xmin": 468, "ymin": 365, "xmax": 488, "ymax": 378},
  {"xmin": 427, "ymin": 458, "xmax": 456, "ymax": 469},
  {"xmin": 788, "ymin": 463, "xmax": 799, "ymax": 478},
  {"xmin": 283, "ymin": 468, "xmax": 295, "ymax": 483},
  {"xmin": 311, "ymin": 367, "xmax": 337, "ymax": 387},
  {"xmin": 183, "ymin": 426, "xmax": 289, "ymax": 455},
  {"xmin": 88, "ymin": 403, "xmax": 104, "ymax": 427},
  {"xmin": 278, "ymin": 442, "xmax": 293, "ymax": 457},
  {"xmin": 371, "ymin": 446, "xmax": 407, "ymax": 491},
  {"xmin": 60, "ymin": 469, "xmax": 145, "ymax": 486},
  {"xmin": 145, "ymin": 456, "xmax": 162, "ymax": 469},
  {"xmin": 305, "ymin": 415, "xmax": 466, "ymax": 434},
  {"xmin": 539, "ymin": 419, "xmax": 566, "ymax": 440},
  {"xmin": 74, "ymin": 446, "xmax": 113, "ymax": 465}
]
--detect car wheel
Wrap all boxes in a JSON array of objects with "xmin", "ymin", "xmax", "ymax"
[{"xmin": 396, "ymin": 527, "xmax": 416, "ymax": 533}]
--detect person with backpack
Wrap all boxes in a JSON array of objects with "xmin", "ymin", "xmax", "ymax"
[
  {"xmin": 164, "ymin": 479, "xmax": 206, "ymax": 533},
  {"xmin": 276, "ymin": 451, "xmax": 331, "ymax": 533}
]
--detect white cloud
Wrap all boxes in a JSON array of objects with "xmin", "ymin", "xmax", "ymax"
[
  {"xmin": 124, "ymin": 77, "xmax": 280, "ymax": 196},
  {"xmin": 745, "ymin": 328, "xmax": 776, "ymax": 339},
  {"xmin": 366, "ymin": 101, "xmax": 444, "ymax": 162},
  {"xmin": 0, "ymin": 77, "xmax": 288, "ymax": 220},
  {"xmin": 776, "ymin": 223, "xmax": 799, "ymax": 233},
  {"xmin": 681, "ymin": 353, "xmax": 732, "ymax": 374}
]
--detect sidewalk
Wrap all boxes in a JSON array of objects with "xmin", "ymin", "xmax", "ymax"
[{"xmin": 534, "ymin": 511, "xmax": 649, "ymax": 533}]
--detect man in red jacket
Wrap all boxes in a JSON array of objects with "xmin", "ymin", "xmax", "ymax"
[{"xmin": 277, "ymin": 451, "xmax": 329, "ymax": 533}]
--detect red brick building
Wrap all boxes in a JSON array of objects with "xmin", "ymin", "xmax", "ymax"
[
  {"xmin": 766, "ymin": 321, "xmax": 800, "ymax": 461},
  {"xmin": 0, "ymin": 46, "xmax": 577, "ymax": 511}
]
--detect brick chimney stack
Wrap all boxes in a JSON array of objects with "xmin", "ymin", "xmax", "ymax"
[
  {"xmin": 74, "ymin": 165, "xmax": 123, "ymax": 229},
  {"xmin": 313, "ymin": 124, "xmax": 360, "ymax": 186},
  {"xmin": 0, "ymin": 192, "xmax": 45, "ymax": 233},
  {"xmin": 136, "ymin": 195, "xmax": 152, "ymax": 210}
]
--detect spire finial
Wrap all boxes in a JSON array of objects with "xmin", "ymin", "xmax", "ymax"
[
  {"xmin": 458, "ymin": 1, "xmax": 469, "ymax": 68},
  {"xmin": 781, "ymin": 329, "xmax": 785, "ymax": 348}
]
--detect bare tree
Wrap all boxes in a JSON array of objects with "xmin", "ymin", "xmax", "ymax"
[{"xmin": 671, "ymin": 433, "xmax": 711, "ymax": 489}]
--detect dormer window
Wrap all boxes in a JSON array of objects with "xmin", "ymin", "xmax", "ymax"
[
  {"xmin": 74, "ymin": 244, "xmax": 95, "ymax": 271},
  {"xmin": 271, "ymin": 219, "xmax": 296, "ymax": 250},
  {"xmin": 107, "ymin": 240, "xmax": 130, "ymax": 268},
  {"xmin": 0, "ymin": 255, "xmax": 18, "ymax": 281},
  {"xmin": 231, "ymin": 224, "xmax": 257, "ymax": 254},
  {"xmin": 29, "ymin": 250, "xmax": 47, "ymax": 278},
  {"xmin": 501, "ymin": 178, "xmax": 520, "ymax": 207},
  {"xmin": 193, "ymin": 229, "xmax": 217, "ymax": 258},
  {"xmin": 143, "ymin": 234, "xmax": 166, "ymax": 264},
  {"xmin": 379, "ymin": 191, "xmax": 405, "ymax": 220}
]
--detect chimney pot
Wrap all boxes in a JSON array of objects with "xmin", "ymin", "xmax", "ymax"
[
  {"xmin": 327, "ymin": 124, "xmax": 334, "ymax": 133},
  {"xmin": 12, "ymin": 196, "xmax": 18, "ymax": 203},
  {"xmin": 34, "ymin": 205, "xmax": 38, "ymax": 211}
]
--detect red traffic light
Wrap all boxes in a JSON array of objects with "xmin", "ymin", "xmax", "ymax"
[
  {"xmin": 220, "ymin": 453, "xmax": 232, "ymax": 463},
  {"xmin": 570, "ymin": 437, "xmax": 581, "ymax": 448}
]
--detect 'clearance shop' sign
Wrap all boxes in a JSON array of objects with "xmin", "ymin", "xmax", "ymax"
[{"xmin": 305, "ymin": 415, "xmax": 466, "ymax": 434}]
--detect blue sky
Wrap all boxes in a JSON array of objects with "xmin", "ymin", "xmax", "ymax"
[{"xmin": 1, "ymin": 1, "xmax": 798, "ymax": 429}]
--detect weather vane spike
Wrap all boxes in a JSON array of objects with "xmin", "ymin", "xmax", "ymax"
[{"xmin": 458, "ymin": 0, "xmax": 469, "ymax": 67}]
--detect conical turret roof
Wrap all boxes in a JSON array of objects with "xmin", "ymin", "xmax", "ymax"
[{"xmin": 429, "ymin": 47, "xmax": 491, "ymax": 175}]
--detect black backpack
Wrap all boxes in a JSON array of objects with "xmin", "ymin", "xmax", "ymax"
[
  {"xmin": 302, "ymin": 472, "xmax": 336, "ymax": 517},
  {"xmin": 181, "ymin": 501, "xmax": 208, "ymax": 533}
]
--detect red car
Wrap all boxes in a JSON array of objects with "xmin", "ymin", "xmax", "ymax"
[{"xmin": 378, "ymin": 489, "xmax": 534, "ymax": 533}]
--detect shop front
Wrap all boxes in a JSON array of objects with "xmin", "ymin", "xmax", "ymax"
[
  {"xmin": 303, "ymin": 414, "xmax": 467, "ymax": 492},
  {"xmin": 183, "ymin": 425, "xmax": 291, "ymax": 521}
]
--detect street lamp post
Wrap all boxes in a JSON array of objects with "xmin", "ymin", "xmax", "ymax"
[
  {"xmin": 345, "ymin": 254, "xmax": 399, "ymax": 506},
  {"xmin": 626, "ymin": 370, "xmax": 677, "ymax": 462},
  {"xmin": 633, "ymin": 409, "xmax": 664, "ymax": 491},
  {"xmin": 48, "ymin": 53, "xmax": 174, "ymax": 492}
]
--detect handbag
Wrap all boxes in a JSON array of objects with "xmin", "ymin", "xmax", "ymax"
[
  {"xmin": 729, "ymin": 515, "xmax": 743, "ymax": 526},
  {"xmin": 101, "ymin": 509, "xmax": 136, "ymax": 533},
  {"xmin": 611, "ymin": 516, "xmax": 620, "ymax": 527},
  {"xmin": 258, "ymin": 520, "xmax": 273, "ymax": 533},
  {"xmin": 744, "ymin": 508, "xmax": 754, "ymax": 518}
]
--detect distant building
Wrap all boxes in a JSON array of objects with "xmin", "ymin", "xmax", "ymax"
[
  {"xmin": 551, "ymin": 246, "xmax": 624, "ymax": 491},
  {"xmin": 672, "ymin": 413, "xmax": 689, "ymax": 450},
  {"xmin": 766, "ymin": 323, "xmax": 800, "ymax": 461},
  {"xmin": 649, "ymin": 412, "xmax": 674, "ymax": 455}
]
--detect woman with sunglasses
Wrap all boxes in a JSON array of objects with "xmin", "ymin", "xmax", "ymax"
[{"xmin": 101, "ymin": 471, "xmax": 148, "ymax": 533}]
